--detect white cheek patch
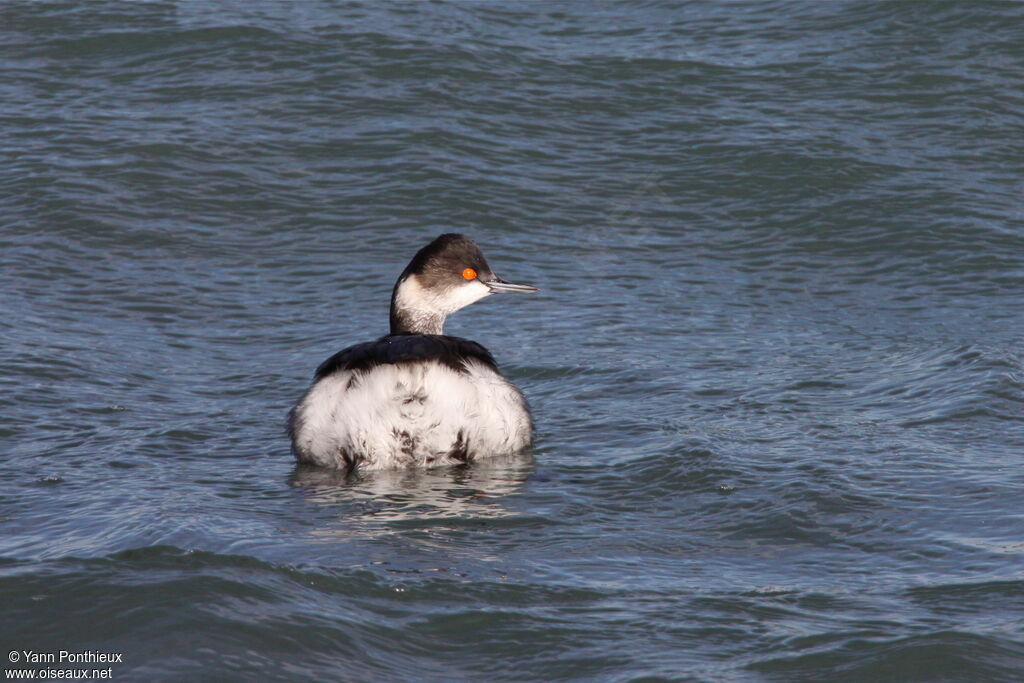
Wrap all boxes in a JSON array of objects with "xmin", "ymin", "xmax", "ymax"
[
  {"xmin": 441, "ymin": 277, "xmax": 492, "ymax": 313},
  {"xmin": 395, "ymin": 274, "xmax": 491, "ymax": 317}
]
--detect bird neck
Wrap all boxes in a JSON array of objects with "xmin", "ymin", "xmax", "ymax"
[
  {"xmin": 389, "ymin": 275, "xmax": 446, "ymax": 335},
  {"xmin": 390, "ymin": 307, "xmax": 445, "ymax": 335}
]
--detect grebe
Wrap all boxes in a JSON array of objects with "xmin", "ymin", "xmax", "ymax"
[{"xmin": 288, "ymin": 234, "xmax": 538, "ymax": 470}]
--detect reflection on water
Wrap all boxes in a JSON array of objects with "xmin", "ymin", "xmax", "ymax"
[{"xmin": 288, "ymin": 454, "xmax": 535, "ymax": 527}]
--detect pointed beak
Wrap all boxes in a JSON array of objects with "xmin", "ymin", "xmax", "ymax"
[{"xmin": 484, "ymin": 276, "xmax": 539, "ymax": 294}]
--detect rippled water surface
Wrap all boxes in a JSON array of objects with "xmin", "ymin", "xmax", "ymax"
[{"xmin": 3, "ymin": 2, "xmax": 1024, "ymax": 680}]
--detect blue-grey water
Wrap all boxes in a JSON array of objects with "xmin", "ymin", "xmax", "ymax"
[{"xmin": 2, "ymin": 2, "xmax": 1023, "ymax": 680}]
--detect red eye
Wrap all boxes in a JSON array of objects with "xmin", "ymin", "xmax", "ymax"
[{"xmin": 462, "ymin": 268, "xmax": 477, "ymax": 280}]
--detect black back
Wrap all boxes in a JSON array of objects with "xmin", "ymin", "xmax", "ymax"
[{"xmin": 313, "ymin": 333, "xmax": 498, "ymax": 380}]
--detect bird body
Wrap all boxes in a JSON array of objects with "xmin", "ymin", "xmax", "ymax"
[{"xmin": 289, "ymin": 234, "xmax": 537, "ymax": 470}]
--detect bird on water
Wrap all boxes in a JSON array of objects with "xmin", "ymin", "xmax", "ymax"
[{"xmin": 288, "ymin": 233, "xmax": 538, "ymax": 470}]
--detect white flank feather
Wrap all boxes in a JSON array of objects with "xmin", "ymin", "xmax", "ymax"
[{"xmin": 291, "ymin": 359, "xmax": 532, "ymax": 469}]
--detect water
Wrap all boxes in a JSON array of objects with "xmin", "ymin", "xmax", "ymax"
[{"xmin": 2, "ymin": 1, "xmax": 1023, "ymax": 680}]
